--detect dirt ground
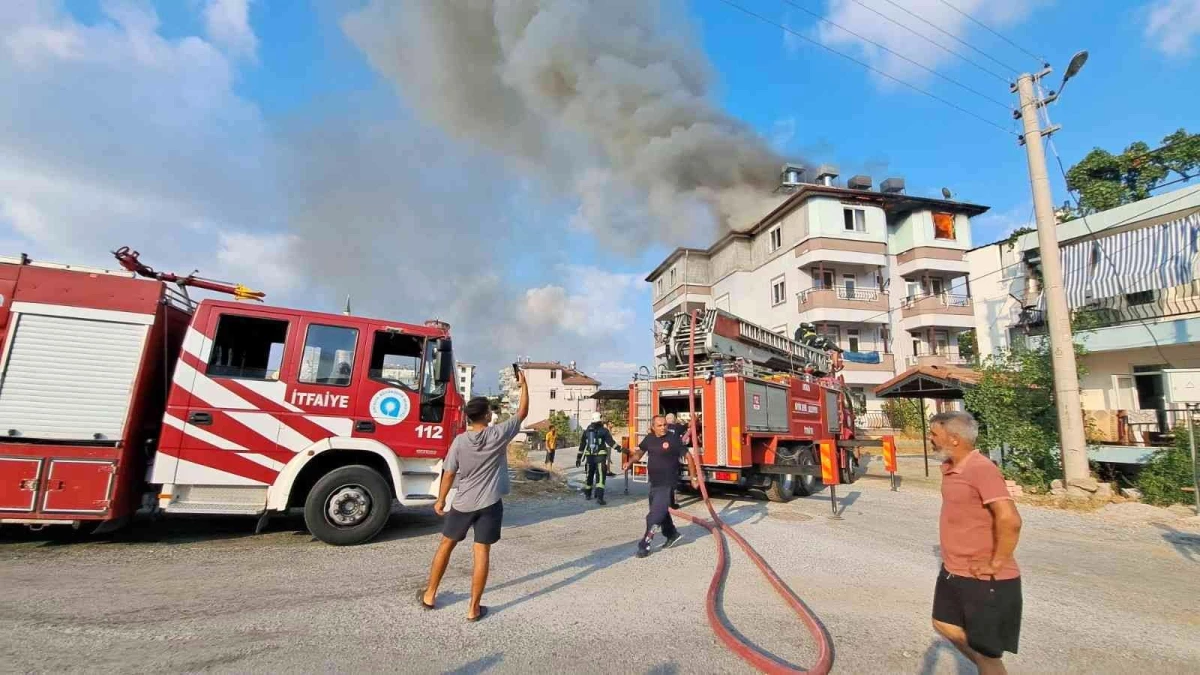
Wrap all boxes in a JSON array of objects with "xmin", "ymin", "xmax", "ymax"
[{"xmin": 2, "ymin": 451, "xmax": 1198, "ymax": 674}]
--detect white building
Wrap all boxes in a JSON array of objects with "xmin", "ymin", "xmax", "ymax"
[
  {"xmin": 498, "ymin": 360, "xmax": 600, "ymax": 428},
  {"xmin": 455, "ymin": 362, "xmax": 476, "ymax": 399},
  {"xmin": 645, "ymin": 168, "xmax": 987, "ymax": 414},
  {"xmin": 967, "ymin": 185, "xmax": 1200, "ymax": 445}
]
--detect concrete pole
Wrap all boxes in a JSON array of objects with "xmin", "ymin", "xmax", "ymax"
[{"xmin": 1015, "ymin": 72, "xmax": 1094, "ymax": 495}]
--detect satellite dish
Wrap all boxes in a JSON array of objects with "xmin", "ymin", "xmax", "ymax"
[{"xmin": 941, "ymin": 187, "xmax": 953, "ymax": 199}]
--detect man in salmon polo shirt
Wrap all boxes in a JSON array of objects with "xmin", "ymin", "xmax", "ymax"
[{"xmin": 930, "ymin": 411, "xmax": 1024, "ymax": 675}]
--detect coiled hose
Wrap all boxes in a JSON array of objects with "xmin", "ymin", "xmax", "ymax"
[{"xmin": 673, "ymin": 308, "xmax": 834, "ymax": 674}]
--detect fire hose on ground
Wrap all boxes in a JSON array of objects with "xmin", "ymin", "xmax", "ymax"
[{"xmin": 670, "ymin": 309, "xmax": 834, "ymax": 675}]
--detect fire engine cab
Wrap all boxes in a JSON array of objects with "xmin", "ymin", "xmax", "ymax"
[
  {"xmin": 628, "ymin": 309, "xmax": 874, "ymax": 501},
  {"xmin": 0, "ymin": 250, "xmax": 463, "ymax": 545}
]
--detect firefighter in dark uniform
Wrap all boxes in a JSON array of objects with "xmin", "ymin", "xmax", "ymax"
[{"xmin": 577, "ymin": 412, "xmax": 616, "ymax": 505}]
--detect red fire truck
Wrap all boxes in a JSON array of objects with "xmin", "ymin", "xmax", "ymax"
[
  {"xmin": 0, "ymin": 249, "xmax": 463, "ymax": 545},
  {"xmin": 629, "ymin": 309, "xmax": 876, "ymax": 501}
]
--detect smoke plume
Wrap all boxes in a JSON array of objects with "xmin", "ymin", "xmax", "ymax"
[{"xmin": 342, "ymin": 0, "xmax": 785, "ymax": 247}]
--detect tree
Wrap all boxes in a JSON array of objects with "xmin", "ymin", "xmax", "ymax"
[
  {"xmin": 1062, "ymin": 128, "xmax": 1200, "ymax": 220},
  {"xmin": 957, "ymin": 329, "xmax": 978, "ymax": 364},
  {"xmin": 599, "ymin": 399, "xmax": 627, "ymax": 429},
  {"xmin": 1137, "ymin": 428, "xmax": 1195, "ymax": 506},
  {"xmin": 546, "ymin": 411, "xmax": 579, "ymax": 447},
  {"xmin": 963, "ymin": 339, "xmax": 1088, "ymax": 491},
  {"xmin": 882, "ymin": 399, "xmax": 922, "ymax": 435}
]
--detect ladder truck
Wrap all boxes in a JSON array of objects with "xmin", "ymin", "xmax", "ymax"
[
  {"xmin": 628, "ymin": 309, "xmax": 880, "ymax": 502},
  {"xmin": 0, "ymin": 248, "xmax": 463, "ymax": 545}
]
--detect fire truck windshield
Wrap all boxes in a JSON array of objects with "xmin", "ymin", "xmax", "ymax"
[{"xmin": 420, "ymin": 338, "xmax": 453, "ymax": 423}]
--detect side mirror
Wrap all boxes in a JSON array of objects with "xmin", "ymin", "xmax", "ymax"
[{"xmin": 435, "ymin": 339, "xmax": 454, "ymax": 384}]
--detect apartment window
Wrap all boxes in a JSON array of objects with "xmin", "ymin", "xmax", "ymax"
[
  {"xmin": 880, "ymin": 326, "xmax": 891, "ymax": 353},
  {"xmin": 550, "ymin": 389, "xmax": 557, "ymax": 400},
  {"xmin": 820, "ymin": 269, "xmax": 835, "ymax": 289},
  {"xmin": 550, "ymin": 370, "xmax": 557, "ymax": 380},
  {"xmin": 769, "ymin": 226, "xmax": 783, "ymax": 252},
  {"xmin": 847, "ymin": 328, "xmax": 860, "ymax": 353},
  {"xmin": 842, "ymin": 273, "xmax": 856, "ymax": 295},
  {"xmin": 906, "ymin": 281, "xmax": 922, "ymax": 299},
  {"xmin": 820, "ymin": 325, "xmax": 841, "ymax": 346},
  {"xmin": 933, "ymin": 212, "xmax": 956, "ymax": 240},
  {"xmin": 771, "ymin": 276, "xmax": 787, "ymax": 306},
  {"xmin": 930, "ymin": 278, "xmax": 945, "ymax": 296},
  {"xmin": 843, "ymin": 208, "xmax": 866, "ymax": 233},
  {"xmin": 1126, "ymin": 290, "xmax": 1154, "ymax": 306},
  {"xmin": 669, "ymin": 267, "xmax": 677, "ymax": 286},
  {"xmin": 934, "ymin": 330, "xmax": 950, "ymax": 354},
  {"xmin": 656, "ymin": 279, "xmax": 663, "ymax": 296}
]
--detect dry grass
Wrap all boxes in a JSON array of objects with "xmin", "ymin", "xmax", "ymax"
[
  {"xmin": 507, "ymin": 442, "xmax": 571, "ymax": 498},
  {"xmin": 1015, "ymin": 493, "xmax": 1130, "ymax": 512}
]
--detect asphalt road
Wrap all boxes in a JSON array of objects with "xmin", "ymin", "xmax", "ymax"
[{"xmin": 2, "ymin": 455, "xmax": 1198, "ymax": 674}]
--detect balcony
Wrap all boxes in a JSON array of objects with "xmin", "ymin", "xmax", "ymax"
[
  {"xmin": 797, "ymin": 286, "xmax": 890, "ymax": 323},
  {"xmin": 904, "ymin": 349, "xmax": 971, "ymax": 368},
  {"xmin": 842, "ymin": 352, "xmax": 895, "ymax": 372},
  {"xmin": 899, "ymin": 293, "xmax": 975, "ymax": 330},
  {"xmin": 895, "ymin": 247, "xmax": 969, "ymax": 279}
]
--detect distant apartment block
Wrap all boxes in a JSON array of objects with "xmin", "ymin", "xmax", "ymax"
[
  {"xmin": 968, "ymin": 185, "xmax": 1200, "ymax": 452},
  {"xmin": 455, "ymin": 362, "xmax": 476, "ymax": 399},
  {"xmin": 646, "ymin": 166, "xmax": 988, "ymax": 414},
  {"xmin": 498, "ymin": 359, "xmax": 600, "ymax": 428}
]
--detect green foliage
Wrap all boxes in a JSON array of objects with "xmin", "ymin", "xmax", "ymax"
[
  {"xmin": 547, "ymin": 411, "xmax": 580, "ymax": 447},
  {"xmin": 1062, "ymin": 128, "xmax": 1200, "ymax": 220},
  {"xmin": 1002, "ymin": 227, "xmax": 1036, "ymax": 251},
  {"xmin": 599, "ymin": 399, "xmax": 628, "ymax": 429},
  {"xmin": 957, "ymin": 329, "xmax": 977, "ymax": 364},
  {"xmin": 963, "ymin": 340, "xmax": 1086, "ymax": 491},
  {"xmin": 882, "ymin": 399, "xmax": 922, "ymax": 435},
  {"xmin": 1137, "ymin": 429, "xmax": 1196, "ymax": 506}
]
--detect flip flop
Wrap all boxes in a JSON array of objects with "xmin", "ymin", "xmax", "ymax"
[
  {"xmin": 416, "ymin": 589, "xmax": 435, "ymax": 610},
  {"xmin": 467, "ymin": 606, "xmax": 489, "ymax": 622}
]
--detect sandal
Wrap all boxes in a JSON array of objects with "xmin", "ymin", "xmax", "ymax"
[
  {"xmin": 416, "ymin": 589, "xmax": 435, "ymax": 610},
  {"xmin": 466, "ymin": 606, "xmax": 489, "ymax": 622}
]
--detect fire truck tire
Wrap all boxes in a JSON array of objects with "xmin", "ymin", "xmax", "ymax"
[
  {"xmin": 304, "ymin": 465, "xmax": 392, "ymax": 546},
  {"xmin": 793, "ymin": 449, "xmax": 819, "ymax": 497},
  {"xmin": 765, "ymin": 473, "xmax": 796, "ymax": 503}
]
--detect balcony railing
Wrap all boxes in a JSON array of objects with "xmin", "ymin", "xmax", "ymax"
[
  {"xmin": 899, "ymin": 293, "xmax": 974, "ymax": 321},
  {"xmin": 797, "ymin": 286, "xmax": 890, "ymax": 317},
  {"xmin": 799, "ymin": 285, "xmax": 884, "ymax": 302},
  {"xmin": 905, "ymin": 350, "xmax": 971, "ymax": 367}
]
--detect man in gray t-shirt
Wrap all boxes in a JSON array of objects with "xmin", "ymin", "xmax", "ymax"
[{"xmin": 419, "ymin": 369, "xmax": 529, "ymax": 623}]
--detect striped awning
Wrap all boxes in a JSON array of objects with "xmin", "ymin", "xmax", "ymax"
[{"xmin": 1036, "ymin": 212, "xmax": 1200, "ymax": 310}]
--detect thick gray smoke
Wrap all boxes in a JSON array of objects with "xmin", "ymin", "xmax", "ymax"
[{"xmin": 342, "ymin": 0, "xmax": 785, "ymax": 247}]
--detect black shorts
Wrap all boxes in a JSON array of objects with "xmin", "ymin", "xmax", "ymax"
[
  {"xmin": 933, "ymin": 567, "xmax": 1022, "ymax": 658},
  {"xmin": 545, "ymin": 450, "xmax": 556, "ymax": 464},
  {"xmin": 442, "ymin": 499, "xmax": 503, "ymax": 545}
]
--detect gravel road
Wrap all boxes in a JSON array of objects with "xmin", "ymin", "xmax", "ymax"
[{"xmin": 2, "ymin": 455, "xmax": 1197, "ymax": 674}]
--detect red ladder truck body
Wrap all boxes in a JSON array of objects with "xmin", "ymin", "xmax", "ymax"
[
  {"xmin": 0, "ymin": 250, "xmax": 463, "ymax": 544},
  {"xmin": 628, "ymin": 309, "xmax": 878, "ymax": 501}
]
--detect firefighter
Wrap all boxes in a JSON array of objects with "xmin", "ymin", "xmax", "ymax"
[
  {"xmin": 576, "ymin": 412, "xmax": 616, "ymax": 505},
  {"xmin": 625, "ymin": 415, "xmax": 700, "ymax": 558}
]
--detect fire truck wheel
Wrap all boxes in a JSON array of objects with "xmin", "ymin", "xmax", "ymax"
[
  {"xmin": 793, "ymin": 451, "xmax": 819, "ymax": 497},
  {"xmin": 304, "ymin": 465, "xmax": 392, "ymax": 546},
  {"xmin": 766, "ymin": 473, "xmax": 796, "ymax": 503}
]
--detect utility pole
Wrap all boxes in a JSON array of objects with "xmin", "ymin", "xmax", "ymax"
[{"xmin": 1013, "ymin": 64, "xmax": 1095, "ymax": 496}]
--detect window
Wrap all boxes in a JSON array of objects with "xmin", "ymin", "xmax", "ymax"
[
  {"xmin": 656, "ymin": 279, "xmax": 663, "ymax": 296},
  {"xmin": 906, "ymin": 281, "xmax": 922, "ymax": 299},
  {"xmin": 842, "ymin": 273, "xmax": 856, "ymax": 295},
  {"xmin": 843, "ymin": 208, "xmax": 866, "ymax": 232},
  {"xmin": 207, "ymin": 315, "xmax": 288, "ymax": 381},
  {"xmin": 880, "ymin": 326, "xmax": 891, "ymax": 353},
  {"xmin": 934, "ymin": 330, "xmax": 950, "ymax": 354},
  {"xmin": 550, "ymin": 370, "xmax": 558, "ymax": 380},
  {"xmin": 820, "ymin": 269, "xmax": 835, "ymax": 289},
  {"xmin": 669, "ymin": 268, "xmax": 677, "ymax": 286},
  {"xmin": 930, "ymin": 278, "xmax": 945, "ymax": 296},
  {"xmin": 769, "ymin": 226, "xmax": 783, "ymax": 252},
  {"xmin": 1126, "ymin": 290, "xmax": 1154, "ymax": 306},
  {"xmin": 771, "ymin": 276, "xmax": 787, "ymax": 305},
  {"xmin": 933, "ymin": 212, "xmax": 956, "ymax": 240},
  {"xmin": 369, "ymin": 330, "xmax": 423, "ymax": 391},
  {"xmin": 847, "ymin": 328, "xmax": 860, "ymax": 353},
  {"xmin": 820, "ymin": 324, "xmax": 841, "ymax": 346},
  {"xmin": 299, "ymin": 325, "xmax": 358, "ymax": 386},
  {"xmin": 550, "ymin": 389, "xmax": 558, "ymax": 400}
]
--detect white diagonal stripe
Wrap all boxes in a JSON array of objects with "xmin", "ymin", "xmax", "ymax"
[
  {"xmin": 238, "ymin": 379, "xmax": 303, "ymax": 412},
  {"xmin": 241, "ymin": 453, "xmax": 286, "ymax": 472},
  {"xmin": 162, "ymin": 412, "xmax": 249, "ymax": 451},
  {"xmin": 307, "ymin": 416, "xmax": 352, "ymax": 436},
  {"xmin": 179, "ymin": 361, "xmax": 256, "ymax": 410}
]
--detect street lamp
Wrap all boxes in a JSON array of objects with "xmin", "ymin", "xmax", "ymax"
[{"xmin": 1047, "ymin": 50, "xmax": 1088, "ymax": 100}]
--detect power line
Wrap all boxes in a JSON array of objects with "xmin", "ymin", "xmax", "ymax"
[
  {"xmin": 934, "ymin": 0, "xmax": 1045, "ymax": 65},
  {"xmin": 839, "ymin": 0, "xmax": 1011, "ymax": 83},
  {"xmin": 713, "ymin": 0, "xmax": 1017, "ymax": 136},
  {"xmin": 774, "ymin": 0, "xmax": 1012, "ymax": 109},
  {"xmin": 873, "ymin": 0, "xmax": 1019, "ymax": 76}
]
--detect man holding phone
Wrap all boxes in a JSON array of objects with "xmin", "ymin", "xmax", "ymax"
[
  {"xmin": 418, "ymin": 366, "xmax": 529, "ymax": 622},
  {"xmin": 624, "ymin": 415, "xmax": 699, "ymax": 558}
]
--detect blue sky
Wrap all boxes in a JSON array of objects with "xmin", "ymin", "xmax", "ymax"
[{"xmin": 2, "ymin": 1, "xmax": 1198, "ymax": 391}]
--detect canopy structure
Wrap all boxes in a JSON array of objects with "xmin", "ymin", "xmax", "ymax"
[
  {"xmin": 873, "ymin": 364, "xmax": 982, "ymax": 476},
  {"xmin": 590, "ymin": 389, "xmax": 630, "ymax": 402}
]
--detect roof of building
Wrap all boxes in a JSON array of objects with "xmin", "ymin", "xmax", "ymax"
[
  {"xmin": 563, "ymin": 375, "xmax": 601, "ymax": 386},
  {"xmin": 646, "ymin": 183, "xmax": 989, "ymax": 281},
  {"xmin": 515, "ymin": 361, "xmax": 600, "ymax": 386},
  {"xmin": 590, "ymin": 388, "xmax": 630, "ymax": 401},
  {"xmin": 873, "ymin": 364, "xmax": 982, "ymax": 400}
]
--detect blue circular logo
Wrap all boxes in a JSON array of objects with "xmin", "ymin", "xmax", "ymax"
[{"xmin": 369, "ymin": 388, "xmax": 411, "ymax": 426}]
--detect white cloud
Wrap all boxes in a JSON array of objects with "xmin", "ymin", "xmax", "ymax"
[
  {"xmin": 522, "ymin": 265, "xmax": 645, "ymax": 337},
  {"xmin": 214, "ymin": 231, "xmax": 301, "ymax": 293},
  {"xmin": 202, "ymin": 0, "xmax": 257, "ymax": 59},
  {"xmin": 815, "ymin": 0, "xmax": 1043, "ymax": 88},
  {"xmin": 1144, "ymin": 0, "xmax": 1200, "ymax": 57},
  {"xmin": 972, "ymin": 202, "xmax": 1033, "ymax": 243}
]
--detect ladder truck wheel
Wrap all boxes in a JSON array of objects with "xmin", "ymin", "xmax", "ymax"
[
  {"xmin": 766, "ymin": 472, "xmax": 797, "ymax": 503},
  {"xmin": 793, "ymin": 447, "xmax": 819, "ymax": 497},
  {"xmin": 304, "ymin": 465, "xmax": 392, "ymax": 546}
]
